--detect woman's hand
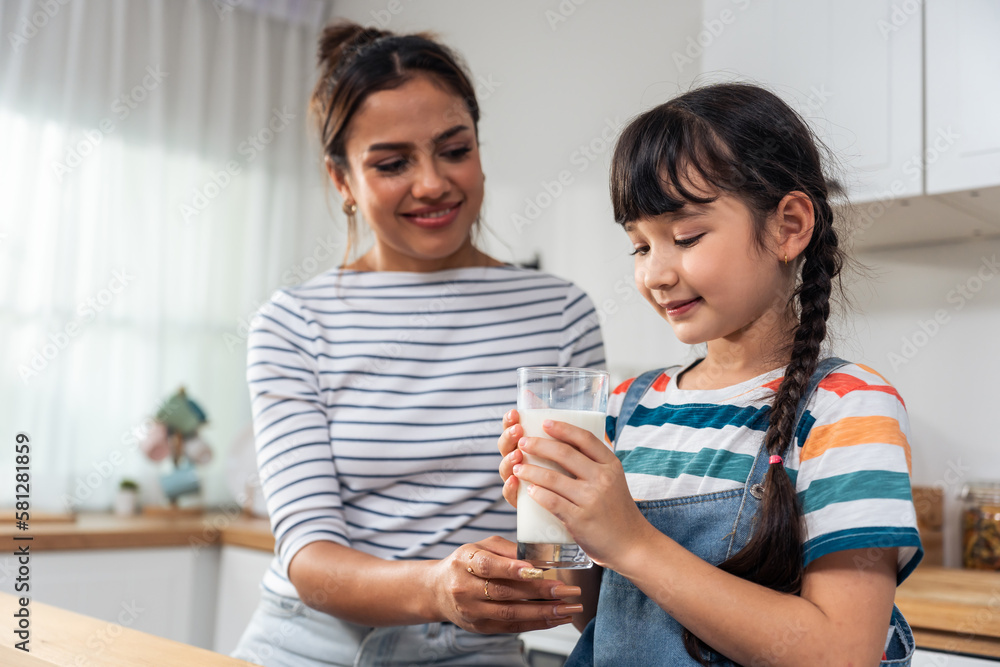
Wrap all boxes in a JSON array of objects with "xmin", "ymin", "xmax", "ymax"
[
  {"xmin": 498, "ymin": 409, "xmax": 524, "ymax": 508},
  {"xmin": 512, "ymin": 419, "xmax": 652, "ymax": 569},
  {"xmin": 428, "ymin": 536, "xmax": 583, "ymax": 634}
]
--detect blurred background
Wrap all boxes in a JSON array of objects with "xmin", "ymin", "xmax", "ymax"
[{"xmin": 1, "ymin": 0, "xmax": 999, "ymax": 664}]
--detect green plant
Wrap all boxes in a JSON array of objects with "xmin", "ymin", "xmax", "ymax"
[{"xmin": 119, "ymin": 479, "xmax": 139, "ymax": 492}]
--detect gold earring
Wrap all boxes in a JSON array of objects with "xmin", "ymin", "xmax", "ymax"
[
  {"xmin": 784, "ymin": 253, "xmax": 788, "ymax": 266},
  {"xmin": 342, "ymin": 201, "xmax": 357, "ymax": 216}
]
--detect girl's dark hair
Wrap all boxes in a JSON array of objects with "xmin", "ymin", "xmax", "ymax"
[
  {"xmin": 611, "ymin": 83, "xmax": 844, "ymax": 665},
  {"xmin": 309, "ymin": 21, "xmax": 481, "ymax": 260}
]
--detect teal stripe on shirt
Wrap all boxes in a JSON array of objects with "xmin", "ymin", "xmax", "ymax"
[
  {"xmin": 628, "ymin": 403, "xmax": 772, "ymax": 432},
  {"xmin": 802, "ymin": 525, "xmax": 923, "ymax": 583},
  {"xmin": 618, "ymin": 447, "xmax": 756, "ymax": 484},
  {"xmin": 799, "ymin": 470, "xmax": 913, "ymax": 514}
]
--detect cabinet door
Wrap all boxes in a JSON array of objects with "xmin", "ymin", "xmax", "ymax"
[
  {"xmin": 213, "ymin": 546, "xmax": 273, "ymax": 655},
  {"xmin": 700, "ymin": 0, "xmax": 923, "ymax": 203},
  {"xmin": 925, "ymin": 0, "xmax": 1000, "ymax": 194},
  {"xmin": 26, "ymin": 547, "xmax": 219, "ymax": 650}
]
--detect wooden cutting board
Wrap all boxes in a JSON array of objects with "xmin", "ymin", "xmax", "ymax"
[{"xmin": 896, "ymin": 566, "xmax": 1000, "ymax": 656}]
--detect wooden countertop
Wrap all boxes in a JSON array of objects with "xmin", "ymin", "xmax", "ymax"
[
  {"xmin": 896, "ymin": 566, "xmax": 1000, "ymax": 658},
  {"xmin": 0, "ymin": 511, "xmax": 275, "ymax": 552},
  {"xmin": 0, "ymin": 593, "xmax": 253, "ymax": 666},
  {"xmin": 4, "ymin": 513, "xmax": 1000, "ymax": 657}
]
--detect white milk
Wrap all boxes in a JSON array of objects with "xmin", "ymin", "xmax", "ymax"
[{"xmin": 516, "ymin": 408, "xmax": 607, "ymax": 544}]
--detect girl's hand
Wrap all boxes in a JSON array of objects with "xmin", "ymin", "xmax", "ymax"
[
  {"xmin": 428, "ymin": 536, "xmax": 583, "ymax": 634},
  {"xmin": 513, "ymin": 420, "xmax": 651, "ymax": 569},
  {"xmin": 497, "ymin": 410, "xmax": 524, "ymax": 508}
]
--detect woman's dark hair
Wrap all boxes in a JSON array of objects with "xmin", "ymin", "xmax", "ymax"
[
  {"xmin": 611, "ymin": 83, "xmax": 844, "ymax": 665},
  {"xmin": 309, "ymin": 21, "xmax": 481, "ymax": 257}
]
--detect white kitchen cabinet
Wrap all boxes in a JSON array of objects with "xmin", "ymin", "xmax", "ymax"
[
  {"xmin": 25, "ymin": 546, "xmax": 219, "ymax": 650},
  {"xmin": 700, "ymin": 0, "xmax": 923, "ymax": 204},
  {"xmin": 925, "ymin": 0, "xmax": 1000, "ymax": 194},
  {"xmin": 213, "ymin": 545, "xmax": 273, "ymax": 655},
  {"xmin": 913, "ymin": 649, "xmax": 1000, "ymax": 666},
  {"xmin": 522, "ymin": 622, "xmax": 581, "ymax": 663}
]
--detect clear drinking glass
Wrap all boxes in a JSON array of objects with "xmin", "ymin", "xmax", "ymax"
[{"xmin": 516, "ymin": 366, "xmax": 610, "ymax": 569}]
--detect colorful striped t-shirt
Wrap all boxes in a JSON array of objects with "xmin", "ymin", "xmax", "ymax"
[{"xmin": 607, "ymin": 360, "xmax": 923, "ymax": 582}]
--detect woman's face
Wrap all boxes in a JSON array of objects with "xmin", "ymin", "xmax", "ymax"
[{"xmin": 330, "ymin": 75, "xmax": 485, "ymax": 272}]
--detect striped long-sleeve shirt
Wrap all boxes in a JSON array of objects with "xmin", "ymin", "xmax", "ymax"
[
  {"xmin": 247, "ymin": 265, "xmax": 605, "ymax": 598},
  {"xmin": 608, "ymin": 361, "xmax": 923, "ymax": 582}
]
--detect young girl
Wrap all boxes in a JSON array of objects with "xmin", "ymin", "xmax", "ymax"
[
  {"xmin": 498, "ymin": 83, "xmax": 922, "ymax": 666},
  {"xmin": 232, "ymin": 21, "xmax": 602, "ymax": 667}
]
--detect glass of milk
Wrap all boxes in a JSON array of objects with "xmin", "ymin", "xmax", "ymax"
[{"xmin": 516, "ymin": 366, "xmax": 610, "ymax": 569}]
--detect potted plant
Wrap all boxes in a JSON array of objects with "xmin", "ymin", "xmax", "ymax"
[{"xmin": 114, "ymin": 479, "xmax": 140, "ymax": 516}]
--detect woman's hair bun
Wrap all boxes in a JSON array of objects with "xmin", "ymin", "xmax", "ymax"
[
  {"xmin": 310, "ymin": 18, "xmax": 479, "ymax": 167},
  {"xmin": 316, "ymin": 21, "xmax": 391, "ymax": 79}
]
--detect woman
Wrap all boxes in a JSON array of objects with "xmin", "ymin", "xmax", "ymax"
[{"xmin": 231, "ymin": 21, "xmax": 605, "ymax": 666}]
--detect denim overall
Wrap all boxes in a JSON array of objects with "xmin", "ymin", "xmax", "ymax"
[
  {"xmin": 231, "ymin": 587, "xmax": 525, "ymax": 667},
  {"xmin": 565, "ymin": 358, "xmax": 916, "ymax": 667}
]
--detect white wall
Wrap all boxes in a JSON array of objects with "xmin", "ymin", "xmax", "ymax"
[{"xmin": 842, "ymin": 237, "xmax": 1000, "ymax": 566}]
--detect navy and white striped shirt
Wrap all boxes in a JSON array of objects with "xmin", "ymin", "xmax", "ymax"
[{"xmin": 247, "ymin": 265, "xmax": 606, "ymax": 598}]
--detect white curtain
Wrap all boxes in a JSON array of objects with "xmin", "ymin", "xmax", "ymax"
[{"xmin": 0, "ymin": 0, "xmax": 343, "ymax": 511}]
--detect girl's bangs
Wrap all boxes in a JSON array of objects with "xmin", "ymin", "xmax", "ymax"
[{"xmin": 610, "ymin": 105, "xmax": 738, "ymax": 226}]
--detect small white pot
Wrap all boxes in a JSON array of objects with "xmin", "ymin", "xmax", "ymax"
[{"xmin": 113, "ymin": 490, "xmax": 139, "ymax": 517}]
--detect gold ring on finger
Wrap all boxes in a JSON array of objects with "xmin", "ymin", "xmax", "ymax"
[
  {"xmin": 467, "ymin": 549, "xmax": 480, "ymax": 574},
  {"xmin": 484, "ymin": 579, "xmax": 494, "ymax": 601}
]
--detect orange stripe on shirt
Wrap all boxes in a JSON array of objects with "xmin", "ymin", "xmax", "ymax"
[
  {"xmin": 801, "ymin": 415, "xmax": 912, "ymax": 473},
  {"xmin": 857, "ymin": 363, "xmax": 894, "ymax": 386},
  {"xmin": 613, "ymin": 378, "xmax": 635, "ymax": 395},
  {"xmin": 762, "ymin": 377, "xmax": 783, "ymax": 394},
  {"xmin": 651, "ymin": 373, "xmax": 671, "ymax": 392},
  {"xmin": 819, "ymin": 372, "xmax": 906, "ymax": 408}
]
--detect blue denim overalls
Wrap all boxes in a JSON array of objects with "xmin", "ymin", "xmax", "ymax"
[{"xmin": 565, "ymin": 358, "xmax": 916, "ymax": 666}]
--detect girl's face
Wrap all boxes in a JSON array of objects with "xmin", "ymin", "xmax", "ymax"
[
  {"xmin": 330, "ymin": 75, "xmax": 485, "ymax": 272},
  {"xmin": 626, "ymin": 180, "xmax": 791, "ymax": 347}
]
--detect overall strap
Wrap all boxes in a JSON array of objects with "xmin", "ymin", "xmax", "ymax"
[
  {"xmin": 726, "ymin": 356, "xmax": 851, "ymax": 558},
  {"xmin": 613, "ymin": 368, "xmax": 668, "ymax": 446},
  {"xmin": 789, "ymin": 356, "xmax": 850, "ymax": 451}
]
